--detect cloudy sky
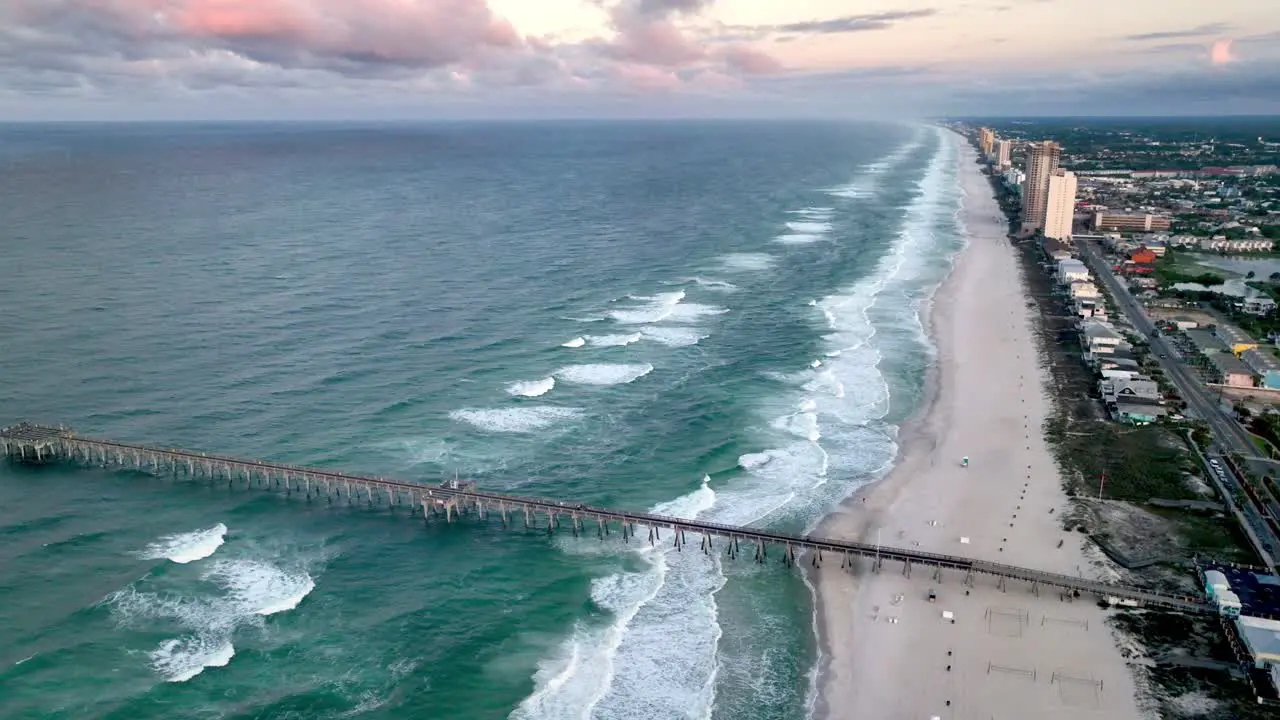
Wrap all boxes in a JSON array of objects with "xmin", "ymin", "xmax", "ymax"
[{"xmin": 2, "ymin": 0, "xmax": 1278, "ymax": 120}]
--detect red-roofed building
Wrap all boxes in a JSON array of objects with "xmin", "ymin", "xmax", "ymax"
[{"xmin": 1130, "ymin": 248, "xmax": 1157, "ymax": 265}]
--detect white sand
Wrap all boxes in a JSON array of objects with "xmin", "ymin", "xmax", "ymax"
[{"xmin": 811, "ymin": 134, "xmax": 1141, "ymax": 719}]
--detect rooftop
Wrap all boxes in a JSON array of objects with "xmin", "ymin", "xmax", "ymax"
[
  {"xmin": 1206, "ymin": 565, "xmax": 1280, "ymax": 618},
  {"xmin": 1211, "ymin": 352, "xmax": 1255, "ymax": 377},
  {"xmin": 1237, "ymin": 616, "xmax": 1280, "ymax": 664},
  {"xmin": 1185, "ymin": 329, "xmax": 1228, "ymax": 353}
]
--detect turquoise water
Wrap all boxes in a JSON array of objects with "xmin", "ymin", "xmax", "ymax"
[{"xmin": 0, "ymin": 121, "xmax": 963, "ymax": 719}]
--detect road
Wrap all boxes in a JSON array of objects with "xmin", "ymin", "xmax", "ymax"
[{"xmin": 1076, "ymin": 240, "xmax": 1280, "ymax": 569}]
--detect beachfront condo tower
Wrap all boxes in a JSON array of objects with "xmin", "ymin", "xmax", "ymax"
[
  {"xmin": 1020, "ymin": 141, "xmax": 1062, "ymax": 234},
  {"xmin": 1044, "ymin": 169, "xmax": 1077, "ymax": 240}
]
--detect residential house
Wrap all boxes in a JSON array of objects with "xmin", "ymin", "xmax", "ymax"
[
  {"xmin": 1100, "ymin": 376, "xmax": 1161, "ymax": 403},
  {"xmin": 1057, "ymin": 259, "xmax": 1090, "ymax": 285},
  {"xmin": 1042, "ymin": 237, "xmax": 1074, "ymax": 261},
  {"xmin": 1082, "ymin": 321, "xmax": 1123, "ymax": 357},
  {"xmin": 1243, "ymin": 296, "xmax": 1278, "ymax": 315},
  {"xmin": 1101, "ymin": 368, "xmax": 1142, "ymax": 380},
  {"xmin": 1069, "ymin": 281, "xmax": 1099, "ymax": 300},
  {"xmin": 1097, "ymin": 355, "xmax": 1141, "ymax": 372},
  {"xmin": 1113, "ymin": 397, "xmax": 1169, "ymax": 425},
  {"xmin": 1200, "ymin": 237, "xmax": 1276, "ymax": 253}
]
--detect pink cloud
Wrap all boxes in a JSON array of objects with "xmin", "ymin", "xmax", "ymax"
[
  {"xmin": 17, "ymin": 0, "xmax": 523, "ymax": 71},
  {"xmin": 1211, "ymin": 38, "xmax": 1235, "ymax": 65},
  {"xmin": 606, "ymin": 6, "xmax": 705, "ymax": 67},
  {"xmin": 612, "ymin": 62, "xmax": 682, "ymax": 91},
  {"xmin": 719, "ymin": 45, "xmax": 783, "ymax": 75}
]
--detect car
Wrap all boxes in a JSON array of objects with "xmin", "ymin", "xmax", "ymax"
[{"xmin": 1159, "ymin": 353, "xmax": 1167, "ymax": 358}]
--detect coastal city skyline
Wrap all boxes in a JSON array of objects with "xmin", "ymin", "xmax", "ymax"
[{"xmin": 3, "ymin": 0, "xmax": 1280, "ymax": 120}]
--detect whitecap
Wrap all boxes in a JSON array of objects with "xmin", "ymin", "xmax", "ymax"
[
  {"xmin": 608, "ymin": 291, "xmax": 686, "ymax": 324},
  {"xmin": 507, "ymin": 377, "xmax": 556, "ymax": 398},
  {"xmin": 585, "ymin": 333, "xmax": 643, "ymax": 347},
  {"xmin": 556, "ymin": 364, "xmax": 653, "ymax": 386},
  {"xmin": 641, "ymin": 326, "xmax": 707, "ymax": 347},
  {"xmin": 717, "ymin": 253, "xmax": 775, "ymax": 272},
  {"xmin": 561, "ymin": 337, "xmax": 586, "ymax": 348},
  {"xmin": 786, "ymin": 221, "xmax": 832, "ymax": 234},
  {"xmin": 774, "ymin": 234, "xmax": 826, "ymax": 245},
  {"xmin": 665, "ymin": 303, "xmax": 728, "ymax": 323},
  {"xmin": 141, "ymin": 523, "xmax": 228, "ymax": 565},
  {"xmin": 737, "ymin": 452, "xmax": 773, "ymax": 470},
  {"xmin": 203, "ymin": 558, "xmax": 316, "ymax": 616},
  {"xmin": 690, "ymin": 277, "xmax": 739, "ymax": 292},
  {"xmin": 152, "ymin": 636, "xmax": 235, "ymax": 683},
  {"xmin": 450, "ymin": 407, "xmax": 583, "ymax": 433}
]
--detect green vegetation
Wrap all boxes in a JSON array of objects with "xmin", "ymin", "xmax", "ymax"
[
  {"xmin": 1155, "ymin": 251, "xmax": 1227, "ymax": 287},
  {"xmin": 1048, "ymin": 419, "xmax": 1198, "ymax": 501},
  {"xmin": 1248, "ymin": 415, "xmax": 1280, "ymax": 458}
]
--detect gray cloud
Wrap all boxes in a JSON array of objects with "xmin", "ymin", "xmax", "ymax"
[
  {"xmin": 770, "ymin": 10, "xmax": 938, "ymax": 35},
  {"xmin": 1125, "ymin": 23, "xmax": 1231, "ymax": 42}
]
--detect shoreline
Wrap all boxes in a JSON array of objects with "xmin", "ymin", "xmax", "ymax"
[
  {"xmin": 805, "ymin": 127, "xmax": 961, "ymax": 719},
  {"xmin": 809, "ymin": 130, "xmax": 1140, "ymax": 718}
]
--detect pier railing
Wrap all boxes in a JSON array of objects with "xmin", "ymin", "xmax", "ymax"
[{"xmin": 0, "ymin": 422, "xmax": 1211, "ymax": 614}]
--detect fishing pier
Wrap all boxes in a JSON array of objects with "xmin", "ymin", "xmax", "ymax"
[{"xmin": 1, "ymin": 422, "xmax": 1210, "ymax": 614}]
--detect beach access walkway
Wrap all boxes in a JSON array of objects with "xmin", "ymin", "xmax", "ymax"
[{"xmin": 2, "ymin": 422, "xmax": 1211, "ymax": 614}]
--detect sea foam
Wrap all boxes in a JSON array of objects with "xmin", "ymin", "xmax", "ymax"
[
  {"xmin": 507, "ymin": 377, "xmax": 556, "ymax": 397},
  {"xmin": 584, "ymin": 333, "xmax": 643, "ymax": 347},
  {"xmin": 556, "ymin": 363, "xmax": 653, "ymax": 386},
  {"xmin": 450, "ymin": 406, "xmax": 583, "ymax": 433},
  {"xmin": 107, "ymin": 555, "xmax": 317, "ymax": 683},
  {"xmin": 717, "ymin": 253, "xmax": 775, "ymax": 272},
  {"xmin": 141, "ymin": 523, "xmax": 228, "ymax": 564}
]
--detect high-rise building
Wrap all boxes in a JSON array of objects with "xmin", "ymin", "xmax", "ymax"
[
  {"xmin": 979, "ymin": 127, "xmax": 995, "ymax": 157},
  {"xmin": 996, "ymin": 139, "xmax": 1012, "ymax": 170},
  {"xmin": 1044, "ymin": 169, "xmax": 1077, "ymax": 240},
  {"xmin": 1021, "ymin": 141, "xmax": 1062, "ymax": 233}
]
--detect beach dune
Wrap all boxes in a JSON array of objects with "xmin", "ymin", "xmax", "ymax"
[{"xmin": 812, "ymin": 133, "xmax": 1140, "ymax": 719}]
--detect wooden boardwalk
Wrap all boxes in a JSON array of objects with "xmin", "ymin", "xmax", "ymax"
[{"xmin": 1, "ymin": 422, "xmax": 1211, "ymax": 614}]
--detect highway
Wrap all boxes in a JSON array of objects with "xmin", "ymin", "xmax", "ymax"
[{"xmin": 1077, "ymin": 239, "xmax": 1280, "ymax": 569}]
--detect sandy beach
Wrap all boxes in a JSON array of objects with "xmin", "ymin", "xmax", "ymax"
[{"xmin": 811, "ymin": 132, "xmax": 1141, "ymax": 719}]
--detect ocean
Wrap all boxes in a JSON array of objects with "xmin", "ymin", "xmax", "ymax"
[{"xmin": 0, "ymin": 120, "xmax": 964, "ymax": 719}]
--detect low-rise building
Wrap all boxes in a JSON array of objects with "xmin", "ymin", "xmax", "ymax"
[
  {"xmin": 1094, "ymin": 212, "xmax": 1173, "ymax": 232},
  {"xmin": 1236, "ymin": 615, "xmax": 1280, "ymax": 668},
  {"xmin": 1083, "ymin": 321, "xmax": 1123, "ymax": 356},
  {"xmin": 1201, "ymin": 237, "xmax": 1276, "ymax": 253},
  {"xmin": 1100, "ymin": 376, "xmax": 1161, "ymax": 402},
  {"xmin": 1113, "ymin": 397, "xmax": 1169, "ymax": 425},
  {"xmin": 1058, "ymin": 259, "xmax": 1090, "ymax": 284},
  {"xmin": 1243, "ymin": 296, "xmax": 1278, "ymax": 315},
  {"xmin": 1069, "ymin": 281, "xmax": 1099, "ymax": 300},
  {"xmin": 1185, "ymin": 328, "xmax": 1228, "ymax": 353},
  {"xmin": 1210, "ymin": 352, "xmax": 1256, "ymax": 387},
  {"xmin": 1214, "ymin": 323, "xmax": 1259, "ymax": 354}
]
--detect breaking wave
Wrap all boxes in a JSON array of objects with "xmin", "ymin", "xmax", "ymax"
[{"xmin": 140, "ymin": 523, "xmax": 228, "ymax": 565}]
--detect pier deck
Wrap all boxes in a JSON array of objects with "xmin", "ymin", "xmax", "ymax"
[{"xmin": 0, "ymin": 422, "xmax": 1210, "ymax": 614}]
